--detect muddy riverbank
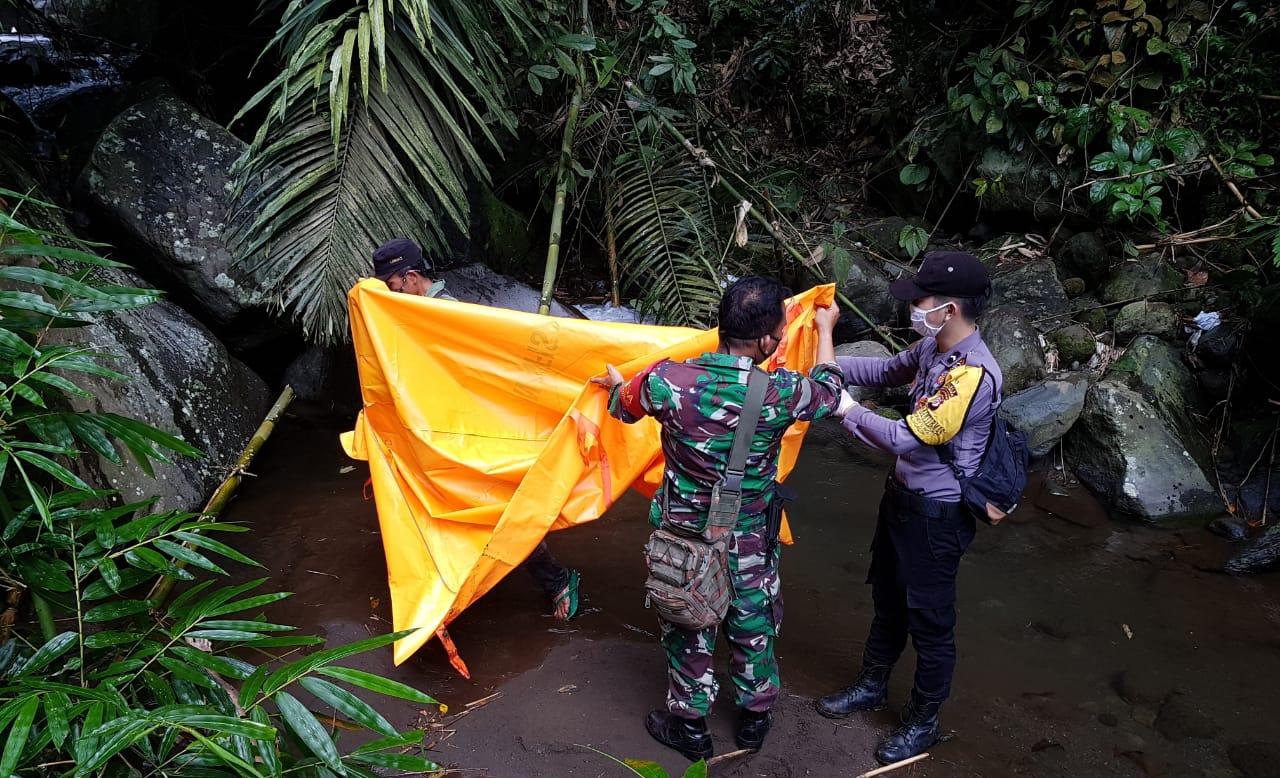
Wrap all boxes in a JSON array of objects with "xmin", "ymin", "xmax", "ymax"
[{"xmin": 223, "ymin": 410, "xmax": 1280, "ymax": 777}]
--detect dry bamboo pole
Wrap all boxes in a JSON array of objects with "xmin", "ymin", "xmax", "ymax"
[
  {"xmin": 622, "ymin": 80, "xmax": 905, "ymax": 352},
  {"xmin": 854, "ymin": 752, "xmax": 930, "ymax": 777},
  {"xmin": 1209, "ymin": 154, "xmax": 1264, "ymax": 220},
  {"xmin": 147, "ymin": 385, "xmax": 295, "ymax": 607}
]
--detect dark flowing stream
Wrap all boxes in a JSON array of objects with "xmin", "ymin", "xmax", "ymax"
[{"xmin": 223, "ymin": 411, "xmax": 1280, "ymax": 778}]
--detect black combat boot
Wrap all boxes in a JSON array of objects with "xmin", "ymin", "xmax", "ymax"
[
  {"xmin": 874, "ymin": 693, "xmax": 942, "ymax": 765},
  {"xmin": 814, "ymin": 665, "xmax": 890, "ymax": 718},
  {"xmin": 645, "ymin": 710, "xmax": 713, "ymax": 761},
  {"xmin": 735, "ymin": 709, "xmax": 772, "ymax": 750}
]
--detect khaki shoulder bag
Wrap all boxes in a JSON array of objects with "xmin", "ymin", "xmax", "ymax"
[{"xmin": 643, "ymin": 367, "xmax": 768, "ymax": 630}]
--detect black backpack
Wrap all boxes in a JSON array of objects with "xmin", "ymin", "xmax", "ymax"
[{"xmin": 937, "ymin": 412, "xmax": 1030, "ymax": 526}]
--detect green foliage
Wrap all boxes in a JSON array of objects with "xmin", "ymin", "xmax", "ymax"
[
  {"xmin": 0, "ymin": 190, "xmax": 439, "ymax": 776},
  {"xmin": 902, "ymin": 0, "xmax": 1279, "ymax": 231},
  {"xmin": 229, "ymin": 0, "xmax": 532, "ymax": 345},
  {"xmin": 898, "ymin": 225, "xmax": 929, "ymax": 260}
]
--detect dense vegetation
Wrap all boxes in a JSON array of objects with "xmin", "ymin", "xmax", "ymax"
[
  {"xmin": 224, "ymin": 0, "xmax": 1280, "ymax": 339},
  {"xmin": 0, "ymin": 190, "xmax": 439, "ymax": 776}
]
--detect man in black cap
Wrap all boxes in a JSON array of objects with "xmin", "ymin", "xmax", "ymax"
[
  {"xmin": 817, "ymin": 251, "xmax": 1003, "ymax": 764},
  {"xmin": 369, "ymin": 238, "xmax": 584, "ymax": 621},
  {"xmin": 372, "ymin": 238, "xmax": 454, "ymax": 299}
]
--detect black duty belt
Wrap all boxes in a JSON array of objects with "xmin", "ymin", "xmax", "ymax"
[{"xmin": 884, "ymin": 475, "xmax": 962, "ymax": 520}]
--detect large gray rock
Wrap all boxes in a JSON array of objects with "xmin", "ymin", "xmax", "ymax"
[
  {"xmin": 1224, "ymin": 525, "xmax": 1280, "ymax": 574},
  {"xmin": 7, "ymin": 154, "xmax": 270, "ymax": 512},
  {"xmin": 973, "ymin": 147, "xmax": 1073, "ymax": 221},
  {"xmin": 990, "ymin": 260, "xmax": 1072, "ymax": 331},
  {"xmin": 50, "ymin": 270, "xmax": 271, "ymax": 512},
  {"xmin": 1104, "ymin": 336, "xmax": 1202, "ymax": 455},
  {"xmin": 978, "ymin": 308, "xmax": 1046, "ymax": 395},
  {"xmin": 80, "ymin": 87, "xmax": 264, "ymax": 327},
  {"xmin": 851, "ymin": 216, "xmax": 912, "ymax": 261},
  {"xmin": 1067, "ymin": 380, "xmax": 1220, "ymax": 522},
  {"xmin": 437, "ymin": 263, "xmax": 572, "ymax": 316},
  {"xmin": 831, "ymin": 251, "xmax": 897, "ymax": 341},
  {"xmin": 1101, "ymin": 258, "xmax": 1183, "ymax": 304},
  {"xmin": 999, "ymin": 375, "xmax": 1090, "ymax": 458},
  {"xmin": 1057, "ymin": 231, "xmax": 1111, "ymax": 284},
  {"xmin": 1114, "ymin": 301, "xmax": 1180, "ymax": 341},
  {"xmin": 988, "ymin": 261, "xmax": 1070, "ymax": 330}
]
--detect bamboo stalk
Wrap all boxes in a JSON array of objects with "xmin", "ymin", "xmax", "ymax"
[
  {"xmin": 604, "ymin": 182, "xmax": 622, "ymax": 308},
  {"xmin": 538, "ymin": 0, "xmax": 592, "ymax": 316},
  {"xmin": 622, "ymin": 80, "xmax": 904, "ymax": 351},
  {"xmin": 32, "ymin": 592, "xmax": 55, "ymax": 642},
  {"xmin": 148, "ymin": 386, "xmax": 296, "ymax": 607}
]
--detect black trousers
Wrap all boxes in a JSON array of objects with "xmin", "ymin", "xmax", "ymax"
[
  {"xmin": 862, "ymin": 478, "xmax": 976, "ymax": 704},
  {"xmin": 522, "ymin": 540, "xmax": 570, "ymax": 600}
]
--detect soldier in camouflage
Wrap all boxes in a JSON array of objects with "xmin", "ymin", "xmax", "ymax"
[{"xmin": 595, "ymin": 277, "xmax": 846, "ymax": 761}]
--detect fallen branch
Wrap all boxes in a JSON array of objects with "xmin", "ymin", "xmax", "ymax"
[
  {"xmin": 1034, "ymin": 285, "xmax": 1217, "ymax": 325},
  {"xmin": 148, "ymin": 385, "xmax": 295, "ymax": 606},
  {"xmin": 855, "ymin": 752, "xmax": 930, "ymax": 777},
  {"xmin": 707, "ymin": 748, "xmax": 753, "ymax": 766},
  {"xmin": 1209, "ymin": 155, "xmax": 1264, "ymax": 220}
]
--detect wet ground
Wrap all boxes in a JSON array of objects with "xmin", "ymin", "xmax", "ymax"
[{"xmin": 224, "ymin": 410, "xmax": 1280, "ymax": 778}]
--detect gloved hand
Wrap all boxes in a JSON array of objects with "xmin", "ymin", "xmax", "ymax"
[{"xmin": 835, "ymin": 389, "xmax": 859, "ymax": 418}]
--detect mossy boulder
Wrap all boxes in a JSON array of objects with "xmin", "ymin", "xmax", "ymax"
[
  {"xmin": 1072, "ymin": 294, "xmax": 1108, "ymax": 332},
  {"xmin": 1049, "ymin": 323, "xmax": 1096, "ymax": 366},
  {"xmin": 1114, "ymin": 301, "xmax": 1180, "ymax": 341},
  {"xmin": 1101, "ymin": 258, "xmax": 1183, "ymax": 304},
  {"xmin": 1057, "ymin": 231, "xmax": 1111, "ymax": 284},
  {"xmin": 478, "ymin": 186, "xmax": 534, "ymax": 274}
]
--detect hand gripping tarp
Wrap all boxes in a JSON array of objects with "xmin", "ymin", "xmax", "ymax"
[{"xmin": 341, "ymin": 279, "xmax": 836, "ymax": 665}]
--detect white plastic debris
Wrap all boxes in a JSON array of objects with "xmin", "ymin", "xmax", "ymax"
[
  {"xmin": 576, "ymin": 302, "xmax": 654, "ymax": 324},
  {"xmin": 1187, "ymin": 310, "xmax": 1222, "ymax": 348}
]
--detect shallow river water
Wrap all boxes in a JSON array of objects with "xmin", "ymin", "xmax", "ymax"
[{"xmin": 224, "ymin": 411, "xmax": 1280, "ymax": 778}]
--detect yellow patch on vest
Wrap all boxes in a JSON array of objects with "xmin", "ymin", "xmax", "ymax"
[{"xmin": 905, "ymin": 364, "xmax": 985, "ymax": 446}]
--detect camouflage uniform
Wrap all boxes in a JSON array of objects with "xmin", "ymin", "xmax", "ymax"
[{"xmin": 609, "ymin": 352, "xmax": 843, "ymax": 718}]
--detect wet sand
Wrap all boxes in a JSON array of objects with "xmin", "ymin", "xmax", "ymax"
[{"xmin": 225, "ymin": 412, "xmax": 1280, "ymax": 777}]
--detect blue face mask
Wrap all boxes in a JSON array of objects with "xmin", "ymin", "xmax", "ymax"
[{"xmin": 909, "ymin": 301, "xmax": 952, "ymax": 338}]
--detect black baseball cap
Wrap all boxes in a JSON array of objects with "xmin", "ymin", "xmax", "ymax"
[
  {"xmin": 372, "ymin": 238, "xmax": 431, "ymax": 280},
  {"xmin": 889, "ymin": 250, "xmax": 990, "ymax": 301}
]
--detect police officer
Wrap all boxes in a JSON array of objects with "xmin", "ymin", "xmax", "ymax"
[
  {"xmin": 595, "ymin": 277, "xmax": 846, "ymax": 760},
  {"xmin": 816, "ymin": 251, "xmax": 1002, "ymax": 764},
  {"xmin": 371, "ymin": 238, "xmax": 583, "ymax": 620}
]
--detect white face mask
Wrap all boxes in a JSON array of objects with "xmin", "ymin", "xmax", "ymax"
[{"xmin": 910, "ymin": 301, "xmax": 952, "ymax": 338}]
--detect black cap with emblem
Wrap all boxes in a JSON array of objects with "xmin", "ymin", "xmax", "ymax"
[
  {"xmin": 372, "ymin": 238, "xmax": 431, "ymax": 280},
  {"xmin": 889, "ymin": 250, "xmax": 990, "ymax": 301}
]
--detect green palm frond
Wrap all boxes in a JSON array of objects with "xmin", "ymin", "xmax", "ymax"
[
  {"xmin": 229, "ymin": 0, "xmax": 530, "ymax": 344},
  {"xmin": 609, "ymin": 134, "xmax": 725, "ymax": 326}
]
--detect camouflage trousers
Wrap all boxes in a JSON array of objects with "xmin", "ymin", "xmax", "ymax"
[{"xmin": 659, "ymin": 524, "xmax": 783, "ymax": 718}]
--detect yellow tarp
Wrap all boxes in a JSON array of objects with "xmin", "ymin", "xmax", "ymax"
[{"xmin": 341, "ymin": 278, "xmax": 836, "ymax": 665}]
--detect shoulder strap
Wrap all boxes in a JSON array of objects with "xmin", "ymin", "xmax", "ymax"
[
  {"xmin": 722, "ymin": 367, "xmax": 768, "ymax": 493},
  {"xmin": 935, "ymin": 368, "xmax": 999, "ymax": 481}
]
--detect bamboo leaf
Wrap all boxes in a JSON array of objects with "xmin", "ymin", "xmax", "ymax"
[
  {"xmin": 173, "ymin": 531, "xmax": 263, "ymax": 567},
  {"xmin": 274, "ymin": 691, "xmax": 346, "ymax": 774},
  {"xmin": 0, "ymin": 696, "xmax": 39, "ymax": 776},
  {"xmin": 299, "ymin": 676, "xmax": 396, "ymax": 736},
  {"xmin": 83, "ymin": 599, "xmax": 154, "ymax": 622},
  {"xmin": 317, "ymin": 665, "xmax": 440, "ymax": 705},
  {"xmin": 15, "ymin": 631, "xmax": 78, "ymax": 676},
  {"xmin": 44, "ymin": 692, "xmax": 70, "ymax": 749},
  {"xmin": 154, "ymin": 539, "xmax": 228, "ymax": 575}
]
